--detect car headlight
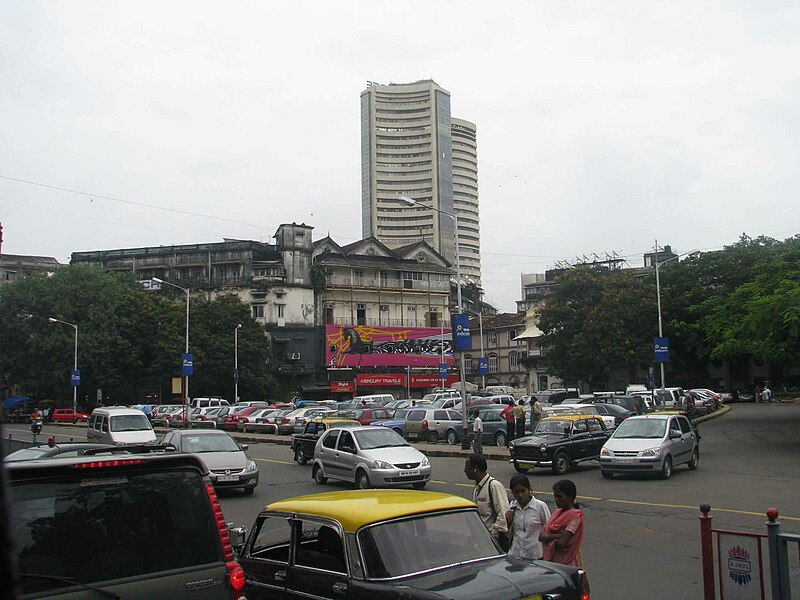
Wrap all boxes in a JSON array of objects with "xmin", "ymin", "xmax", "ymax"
[
  {"xmin": 641, "ymin": 447, "xmax": 661, "ymax": 457},
  {"xmin": 246, "ymin": 460, "xmax": 258, "ymax": 472},
  {"xmin": 373, "ymin": 460, "xmax": 393, "ymax": 469},
  {"xmin": 539, "ymin": 444, "xmax": 547, "ymax": 453},
  {"xmin": 600, "ymin": 447, "xmax": 611, "ymax": 456},
  {"xmin": 420, "ymin": 456, "xmax": 430, "ymax": 467}
]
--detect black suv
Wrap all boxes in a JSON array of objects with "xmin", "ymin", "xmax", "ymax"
[{"xmin": 6, "ymin": 451, "xmax": 247, "ymax": 600}]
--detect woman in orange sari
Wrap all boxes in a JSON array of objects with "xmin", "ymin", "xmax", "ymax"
[{"xmin": 539, "ymin": 479, "xmax": 584, "ymax": 567}]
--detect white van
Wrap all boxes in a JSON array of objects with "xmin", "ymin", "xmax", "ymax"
[
  {"xmin": 353, "ymin": 394, "xmax": 395, "ymax": 405},
  {"xmin": 87, "ymin": 407, "xmax": 158, "ymax": 446},
  {"xmin": 190, "ymin": 397, "xmax": 231, "ymax": 410}
]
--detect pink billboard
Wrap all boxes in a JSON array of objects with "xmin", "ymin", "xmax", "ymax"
[{"xmin": 326, "ymin": 325, "xmax": 454, "ymax": 368}]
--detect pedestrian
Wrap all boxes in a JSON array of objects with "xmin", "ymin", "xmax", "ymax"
[
  {"xmin": 500, "ymin": 401, "xmax": 516, "ymax": 444},
  {"xmin": 684, "ymin": 391, "xmax": 695, "ymax": 419},
  {"xmin": 762, "ymin": 385, "xmax": 773, "ymax": 403},
  {"xmin": 504, "ymin": 474, "xmax": 551, "ymax": 560},
  {"xmin": 530, "ymin": 397, "xmax": 543, "ymax": 434},
  {"xmin": 755, "ymin": 384, "xmax": 763, "ymax": 404},
  {"xmin": 464, "ymin": 454, "xmax": 510, "ymax": 549},
  {"xmin": 472, "ymin": 412, "xmax": 484, "ymax": 454},
  {"xmin": 512, "ymin": 400, "xmax": 526, "ymax": 439},
  {"xmin": 539, "ymin": 479, "xmax": 585, "ymax": 568}
]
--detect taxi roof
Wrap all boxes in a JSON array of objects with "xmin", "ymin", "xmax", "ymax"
[
  {"xmin": 265, "ymin": 490, "xmax": 475, "ymax": 532},
  {"xmin": 541, "ymin": 412, "xmax": 597, "ymax": 422},
  {"xmin": 313, "ymin": 417, "xmax": 359, "ymax": 424}
]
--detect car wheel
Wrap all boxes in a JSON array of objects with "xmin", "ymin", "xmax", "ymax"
[
  {"xmin": 660, "ymin": 456, "xmax": 673, "ymax": 479},
  {"xmin": 393, "ymin": 428, "xmax": 403, "ymax": 437},
  {"xmin": 412, "ymin": 481, "xmax": 427, "ymax": 489},
  {"xmin": 446, "ymin": 430, "xmax": 458, "ymax": 445},
  {"xmin": 72, "ymin": 418, "xmax": 78, "ymax": 424},
  {"xmin": 495, "ymin": 431, "xmax": 507, "ymax": 447},
  {"xmin": 313, "ymin": 464, "xmax": 327, "ymax": 485},
  {"xmin": 356, "ymin": 470, "xmax": 372, "ymax": 490},
  {"xmin": 552, "ymin": 452, "xmax": 569, "ymax": 475},
  {"xmin": 688, "ymin": 448, "xmax": 699, "ymax": 471},
  {"xmin": 243, "ymin": 486, "xmax": 255, "ymax": 495},
  {"xmin": 294, "ymin": 447, "xmax": 307, "ymax": 465},
  {"xmin": 601, "ymin": 470, "xmax": 614, "ymax": 479},
  {"xmin": 514, "ymin": 464, "xmax": 530, "ymax": 474},
  {"xmin": 427, "ymin": 431, "xmax": 439, "ymax": 444}
]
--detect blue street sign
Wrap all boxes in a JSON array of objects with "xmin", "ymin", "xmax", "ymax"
[
  {"xmin": 451, "ymin": 314, "xmax": 471, "ymax": 351},
  {"xmin": 182, "ymin": 353, "xmax": 194, "ymax": 375},
  {"xmin": 479, "ymin": 357, "xmax": 489, "ymax": 376},
  {"xmin": 233, "ymin": 368, "xmax": 239, "ymax": 384},
  {"xmin": 70, "ymin": 370, "xmax": 80, "ymax": 386},
  {"xmin": 438, "ymin": 363, "xmax": 448, "ymax": 378},
  {"xmin": 654, "ymin": 337, "xmax": 669, "ymax": 363}
]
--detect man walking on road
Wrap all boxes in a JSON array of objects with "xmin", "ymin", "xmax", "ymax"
[
  {"xmin": 465, "ymin": 454, "xmax": 510, "ymax": 548},
  {"xmin": 530, "ymin": 397, "xmax": 543, "ymax": 434}
]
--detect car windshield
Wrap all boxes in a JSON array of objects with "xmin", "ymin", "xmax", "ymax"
[
  {"xmin": 613, "ymin": 419, "xmax": 667, "ymax": 439},
  {"xmin": 358, "ymin": 510, "xmax": 499, "ymax": 579},
  {"xmin": 354, "ymin": 428, "xmax": 408, "ymax": 450},
  {"xmin": 535, "ymin": 419, "xmax": 573, "ymax": 435},
  {"xmin": 109, "ymin": 414, "xmax": 152, "ymax": 432},
  {"xmin": 391, "ymin": 409, "xmax": 409, "ymax": 419},
  {"xmin": 181, "ymin": 433, "xmax": 241, "ymax": 453},
  {"xmin": 5, "ymin": 447, "xmax": 53, "ymax": 461}
]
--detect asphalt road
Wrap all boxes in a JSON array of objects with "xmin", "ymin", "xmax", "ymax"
[{"xmin": 7, "ymin": 403, "xmax": 799, "ymax": 599}]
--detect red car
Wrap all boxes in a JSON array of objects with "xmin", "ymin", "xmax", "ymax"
[
  {"xmin": 340, "ymin": 407, "xmax": 392, "ymax": 426},
  {"xmin": 52, "ymin": 408, "xmax": 90, "ymax": 423},
  {"xmin": 222, "ymin": 405, "xmax": 269, "ymax": 430}
]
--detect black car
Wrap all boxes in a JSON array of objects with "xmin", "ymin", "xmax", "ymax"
[
  {"xmin": 509, "ymin": 414, "xmax": 612, "ymax": 474},
  {"xmin": 587, "ymin": 402, "xmax": 632, "ymax": 427},
  {"xmin": 593, "ymin": 395, "xmax": 650, "ymax": 415},
  {"xmin": 237, "ymin": 489, "xmax": 590, "ymax": 600}
]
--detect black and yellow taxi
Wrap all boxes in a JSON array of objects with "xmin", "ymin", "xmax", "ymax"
[
  {"xmin": 237, "ymin": 489, "xmax": 590, "ymax": 599},
  {"xmin": 509, "ymin": 412, "xmax": 611, "ymax": 475}
]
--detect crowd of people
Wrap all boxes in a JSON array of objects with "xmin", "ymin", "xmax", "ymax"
[{"xmin": 464, "ymin": 454, "xmax": 585, "ymax": 568}]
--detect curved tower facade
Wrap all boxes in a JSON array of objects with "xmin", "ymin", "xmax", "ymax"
[{"xmin": 361, "ymin": 80, "xmax": 481, "ymax": 285}]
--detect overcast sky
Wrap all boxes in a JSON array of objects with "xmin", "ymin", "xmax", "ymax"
[{"xmin": 2, "ymin": 1, "xmax": 798, "ymax": 312}]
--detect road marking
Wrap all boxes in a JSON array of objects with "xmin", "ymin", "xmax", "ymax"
[{"xmin": 253, "ymin": 457, "xmax": 295, "ymax": 466}]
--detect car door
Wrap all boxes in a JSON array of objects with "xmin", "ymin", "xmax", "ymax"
[
  {"xmin": 672, "ymin": 416, "xmax": 694, "ymax": 464},
  {"xmin": 240, "ymin": 512, "xmax": 292, "ymax": 599},
  {"xmin": 285, "ymin": 517, "xmax": 350, "ymax": 599},
  {"xmin": 481, "ymin": 411, "xmax": 502, "ymax": 443},
  {"xmin": 432, "ymin": 410, "xmax": 450, "ymax": 435},
  {"xmin": 666, "ymin": 417, "xmax": 689, "ymax": 464},
  {"xmin": 335, "ymin": 430, "xmax": 358, "ymax": 482},
  {"xmin": 570, "ymin": 419, "xmax": 592, "ymax": 460},
  {"xmin": 317, "ymin": 430, "xmax": 340, "ymax": 477},
  {"xmin": 586, "ymin": 418, "xmax": 608, "ymax": 457}
]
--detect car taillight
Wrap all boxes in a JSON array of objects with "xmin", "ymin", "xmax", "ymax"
[
  {"xmin": 73, "ymin": 458, "xmax": 146, "ymax": 469},
  {"xmin": 422, "ymin": 419, "xmax": 429, "ymax": 430},
  {"xmin": 579, "ymin": 569, "xmax": 590, "ymax": 600},
  {"xmin": 281, "ymin": 417, "xmax": 290, "ymax": 423},
  {"xmin": 204, "ymin": 484, "xmax": 246, "ymax": 598}
]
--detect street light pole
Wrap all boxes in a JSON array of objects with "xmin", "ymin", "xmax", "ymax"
[
  {"xmin": 152, "ymin": 277, "xmax": 190, "ymax": 425},
  {"xmin": 463, "ymin": 309, "xmax": 485, "ymax": 389},
  {"xmin": 654, "ymin": 243, "xmax": 700, "ymax": 395},
  {"xmin": 400, "ymin": 195, "xmax": 470, "ymax": 449},
  {"xmin": 234, "ymin": 323, "xmax": 242, "ymax": 403},
  {"xmin": 48, "ymin": 318, "xmax": 78, "ymax": 415}
]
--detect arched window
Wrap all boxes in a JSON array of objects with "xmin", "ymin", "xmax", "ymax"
[
  {"xmin": 509, "ymin": 351, "xmax": 518, "ymax": 370},
  {"xmin": 488, "ymin": 353, "xmax": 498, "ymax": 374},
  {"xmin": 464, "ymin": 354, "xmax": 473, "ymax": 374}
]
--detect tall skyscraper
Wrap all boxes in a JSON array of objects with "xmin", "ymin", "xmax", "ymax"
[{"xmin": 360, "ymin": 80, "xmax": 481, "ymax": 284}]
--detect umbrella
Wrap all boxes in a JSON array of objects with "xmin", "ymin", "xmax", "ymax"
[{"xmin": 2, "ymin": 395, "xmax": 33, "ymax": 409}]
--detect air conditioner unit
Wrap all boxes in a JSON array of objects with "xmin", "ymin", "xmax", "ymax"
[{"xmin": 287, "ymin": 352, "xmax": 301, "ymax": 361}]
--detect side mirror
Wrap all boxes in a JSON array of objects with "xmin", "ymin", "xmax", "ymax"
[
  {"xmin": 239, "ymin": 444, "xmax": 249, "ymax": 452},
  {"xmin": 669, "ymin": 430, "xmax": 681, "ymax": 439},
  {"xmin": 228, "ymin": 524, "xmax": 247, "ymax": 555}
]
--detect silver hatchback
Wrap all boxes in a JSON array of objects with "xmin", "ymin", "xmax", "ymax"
[{"xmin": 599, "ymin": 414, "xmax": 699, "ymax": 479}]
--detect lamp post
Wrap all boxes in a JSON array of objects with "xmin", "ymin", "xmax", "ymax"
[
  {"xmin": 654, "ymin": 243, "xmax": 699, "ymax": 394},
  {"xmin": 48, "ymin": 318, "xmax": 78, "ymax": 415},
  {"xmin": 151, "ymin": 277, "xmax": 190, "ymax": 425},
  {"xmin": 463, "ymin": 309, "xmax": 485, "ymax": 390},
  {"xmin": 399, "ymin": 195, "xmax": 470, "ymax": 449},
  {"xmin": 234, "ymin": 323, "xmax": 242, "ymax": 403}
]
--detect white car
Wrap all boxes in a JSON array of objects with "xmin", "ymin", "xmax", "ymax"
[
  {"xmin": 312, "ymin": 425, "xmax": 431, "ymax": 489},
  {"xmin": 558, "ymin": 403, "xmax": 617, "ymax": 430}
]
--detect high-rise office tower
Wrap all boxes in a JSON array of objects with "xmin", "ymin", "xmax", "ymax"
[{"xmin": 360, "ymin": 80, "xmax": 481, "ymax": 284}]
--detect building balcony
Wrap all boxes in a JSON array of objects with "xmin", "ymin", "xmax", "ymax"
[
  {"xmin": 326, "ymin": 275, "xmax": 450, "ymax": 292},
  {"xmin": 329, "ymin": 317, "xmax": 446, "ymax": 329}
]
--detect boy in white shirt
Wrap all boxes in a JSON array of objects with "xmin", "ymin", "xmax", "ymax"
[{"xmin": 472, "ymin": 413, "xmax": 484, "ymax": 454}]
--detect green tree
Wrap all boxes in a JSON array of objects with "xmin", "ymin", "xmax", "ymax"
[{"xmin": 538, "ymin": 267, "xmax": 655, "ymax": 387}]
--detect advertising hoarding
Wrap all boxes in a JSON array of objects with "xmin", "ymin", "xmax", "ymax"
[{"xmin": 326, "ymin": 325, "xmax": 454, "ymax": 368}]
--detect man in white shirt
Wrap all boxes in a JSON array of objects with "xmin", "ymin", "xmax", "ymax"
[
  {"xmin": 505, "ymin": 473, "xmax": 551, "ymax": 560},
  {"xmin": 472, "ymin": 413, "xmax": 484, "ymax": 454},
  {"xmin": 464, "ymin": 455, "xmax": 510, "ymax": 545}
]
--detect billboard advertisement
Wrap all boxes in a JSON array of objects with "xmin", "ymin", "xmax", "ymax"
[{"xmin": 326, "ymin": 325, "xmax": 454, "ymax": 368}]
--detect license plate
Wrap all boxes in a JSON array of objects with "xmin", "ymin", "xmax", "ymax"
[
  {"xmin": 617, "ymin": 458, "xmax": 636, "ymax": 463},
  {"xmin": 217, "ymin": 475, "xmax": 239, "ymax": 482},
  {"xmin": 400, "ymin": 470, "xmax": 420, "ymax": 476},
  {"xmin": 522, "ymin": 595, "xmax": 542, "ymax": 600},
  {"xmin": 517, "ymin": 462, "xmax": 534, "ymax": 469}
]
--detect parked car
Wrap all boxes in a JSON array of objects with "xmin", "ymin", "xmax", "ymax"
[
  {"xmin": 4, "ymin": 442, "xmax": 123, "ymax": 462},
  {"xmin": 335, "ymin": 407, "xmax": 392, "ymax": 427},
  {"xmin": 236, "ymin": 407, "xmax": 277, "ymax": 431},
  {"xmin": 276, "ymin": 406, "xmax": 337, "ymax": 435},
  {"xmin": 161, "ymin": 428, "xmax": 259, "ymax": 493},
  {"xmin": 222, "ymin": 405, "xmax": 270, "ymax": 430},
  {"xmin": 558, "ymin": 403, "xmax": 616, "ymax": 430},
  {"xmin": 371, "ymin": 408, "xmax": 411, "ymax": 437},
  {"xmin": 352, "ymin": 394, "xmax": 395, "ymax": 405},
  {"xmin": 582, "ymin": 402, "xmax": 632, "ymax": 427},
  {"xmin": 189, "ymin": 397, "xmax": 230, "ymax": 410},
  {"xmin": 445, "ymin": 406, "xmax": 508, "ymax": 447},
  {"xmin": 593, "ymin": 395, "xmax": 650, "ymax": 415},
  {"xmin": 486, "ymin": 394, "xmax": 516, "ymax": 406},
  {"xmin": 651, "ymin": 387, "xmax": 683, "ymax": 409},
  {"xmin": 532, "ymin": 388, "xmax": 580, "ymax": 405},
  {"xmin": 8, "ymin": 450, "xmax": 247, "ymax": 600},
  {"xmin": 236, "ymin": 489, "xmax": 589, "ymax": 600},
  {"xmin": 150, "ymin": 404, "xmax": 182, "ymax": 426},
  {"xmin": 312, "ymin": 425, "xmax": 431, "ymax": 489},
  {"xmin": 509, "ymin": 413, "xmax": 612, "ymax": 475},
  {"xmin": 291, "ymin": 408, "xmax": 339, "ymax": 434},
  {"xmin": 420, "ymin": 391, "xmax": 460, "ymax": 404},
  {"xmin": 690, "ymin": 389, "xmax": 722, "ymax": 412},
  {"xmin": 51, "ymin": 408, "xmax": 90, "ymax": 423},
  {"xmin": 599, "ymin": 413, "xmax": 699, "ymax": 479},
  {"xmin": 290, "ymin": 417, "xmax": 360, "ymax": 464},
  {"xmin": 404, "ymin": 408, "xmax": 463, "ymax": 443}
]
